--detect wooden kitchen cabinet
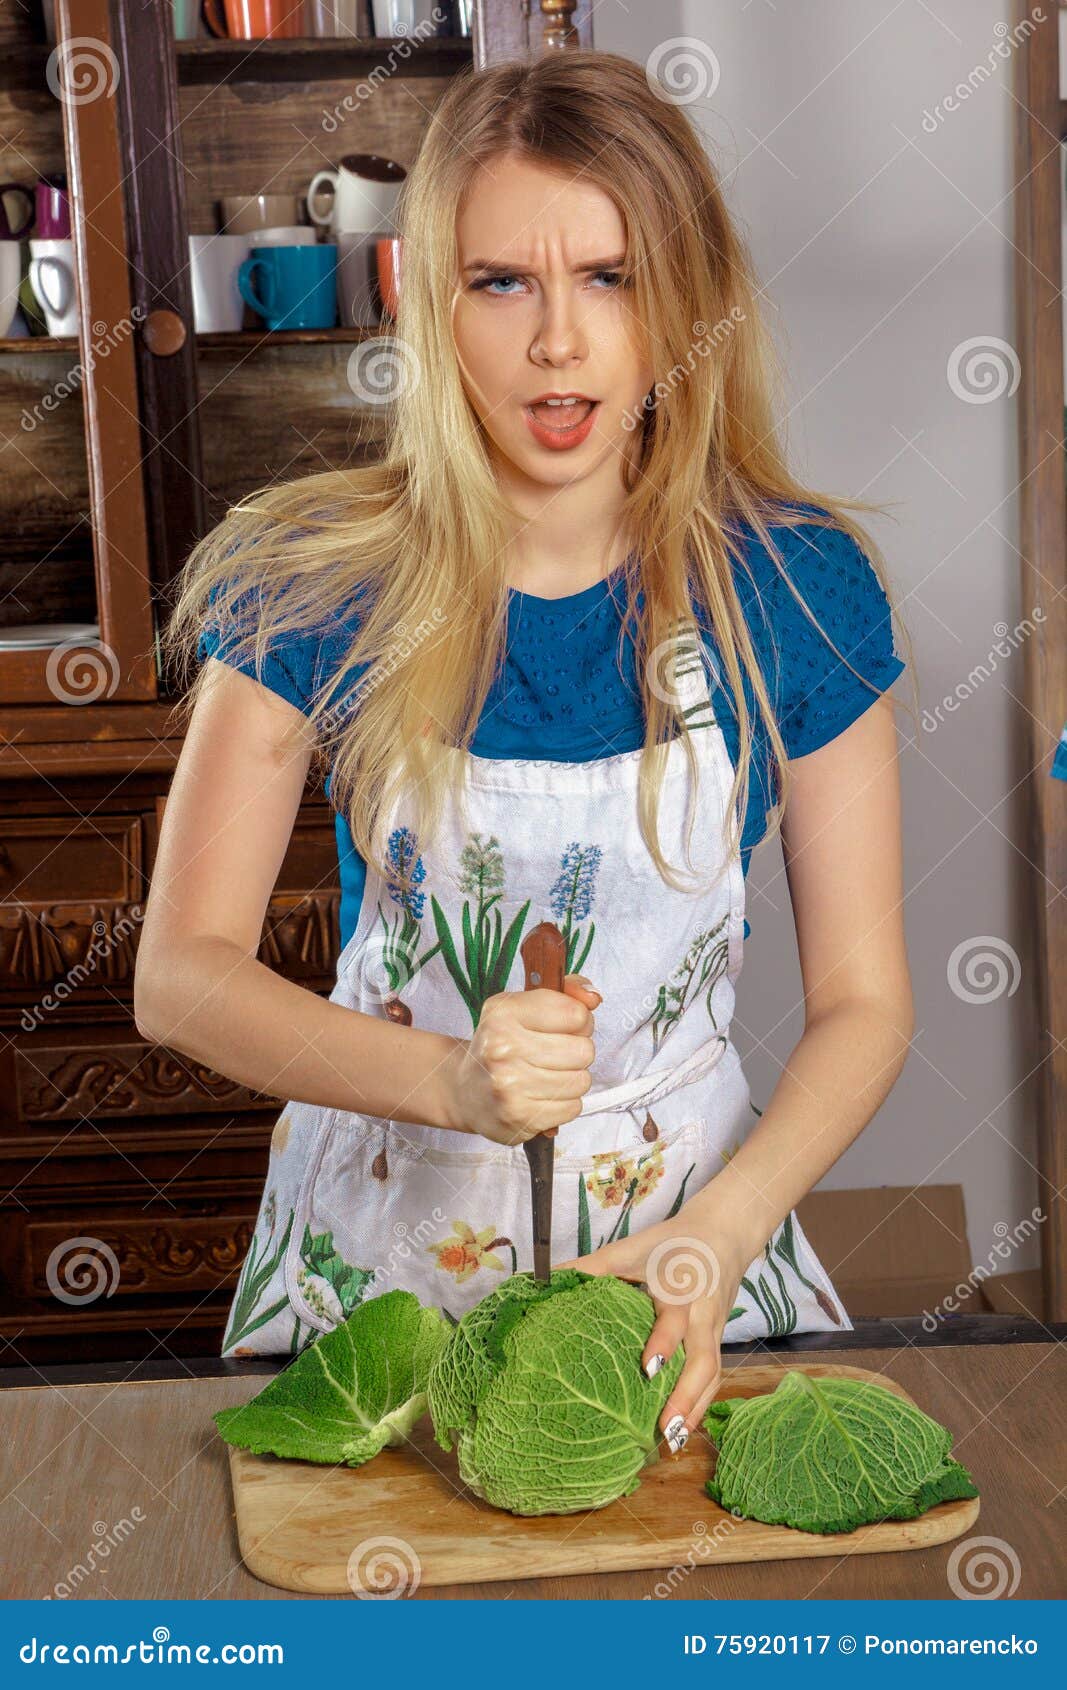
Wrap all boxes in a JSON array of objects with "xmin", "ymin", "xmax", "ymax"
[{"xmin": 0, "ymin": 0, "xmax": 593, "ymax": 1361}]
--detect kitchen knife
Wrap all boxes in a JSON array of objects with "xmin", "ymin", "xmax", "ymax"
[{"xmin": 519, "ymin": 921, "xmax": 566, "ymax": 1283}]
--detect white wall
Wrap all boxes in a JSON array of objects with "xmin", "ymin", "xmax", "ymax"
[{"xmin": 596, "ymin": 0, "xmax": 1040, "ymax": 1271}]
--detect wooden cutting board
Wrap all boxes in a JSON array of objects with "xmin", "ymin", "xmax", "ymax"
[{"xmin": 225, "ymin": 1362, "xmax": 980, "ymax": 1594}]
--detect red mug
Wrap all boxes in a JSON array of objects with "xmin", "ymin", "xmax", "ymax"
[
  {"xmin": 202, "ymin": 0, "xmax": 306, "ymax": 37},
  {"xmin": 375, "ymin": 236, "xmax": 401, "ymax": 318}
]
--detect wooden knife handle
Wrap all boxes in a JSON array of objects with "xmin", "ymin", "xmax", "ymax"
[{"xmin": 520, "ymin": 921, "xmax": 567, "ymax": 1140}]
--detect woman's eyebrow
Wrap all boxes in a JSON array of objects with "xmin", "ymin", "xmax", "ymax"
[{"xmin": 461, "ymin": 253, "xmax": 627, "ymax": 275}]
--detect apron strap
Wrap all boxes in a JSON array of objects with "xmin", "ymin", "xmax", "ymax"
[{"xmin": 578, "ymin": 1031, "xmax": 728, "ymax": 1117}]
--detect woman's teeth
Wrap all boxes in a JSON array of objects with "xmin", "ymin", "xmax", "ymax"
[{"xmin": 529, "ymin": 398, "xmax": 595, "ymax": 426}]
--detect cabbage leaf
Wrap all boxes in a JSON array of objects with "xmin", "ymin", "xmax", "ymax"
[
  {"xmin": 214, "ymin": 1288, "xmax": 450, "ymax": 1466},
  {"xmin": 704, "ymin": 1369, "xmax": 978, "ymax": 1534}
]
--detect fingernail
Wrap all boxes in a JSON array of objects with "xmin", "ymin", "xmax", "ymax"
[
  {"xmin": 664, "ymin": 1412, "xmax": 688, "ymax": 1454},
  {"xmin": 644, "ymin": 1352, "xmax": 666, "ymax": 1379}
]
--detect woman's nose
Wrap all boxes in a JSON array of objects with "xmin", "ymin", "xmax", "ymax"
[{"xmin": 531, "ymin": 290, "xmax": 587, "ymax": 363}]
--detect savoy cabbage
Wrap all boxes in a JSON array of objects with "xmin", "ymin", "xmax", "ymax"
[
  {"xmin": 214, "ymin": 1288, "xmax": 450, "ymax": 1466},
  {"xmin": 704, "ymin": 1369, "xmax": 979, "ymax": 1534},
  {"xmin": 428, "ymin": 1268, "xmax": 685, "ymax": 1515}
]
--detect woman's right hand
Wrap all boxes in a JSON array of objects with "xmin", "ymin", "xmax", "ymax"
[{"xmin": 440, "ymin": 977, "xmax": 602, "ymax": 1145}]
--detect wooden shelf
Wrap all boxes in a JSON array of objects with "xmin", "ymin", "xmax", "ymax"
[
  {"xmin": 195, "ymin": 324, "xmax": 386, "ymax": 350},
  {"xmin": 175, "ymin": 33, "xmax": 472, "ymax": 86},
  {"xmin": 0, "ymin": 334, "xmax": 79, "ymax": 353}
]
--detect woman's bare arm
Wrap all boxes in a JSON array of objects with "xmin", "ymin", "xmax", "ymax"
[
  {"xmin": 134, "ymin": 660, "xmax": 463, "ymax": 1129},
  {"xmin": 684, "ymin": 693, "xmax": 914, "ymax": 1265}
]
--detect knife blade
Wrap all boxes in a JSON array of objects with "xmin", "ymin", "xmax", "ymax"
[{"xmin": 519, "ymin": 921, "xmax": 566, "ymax": 1283}]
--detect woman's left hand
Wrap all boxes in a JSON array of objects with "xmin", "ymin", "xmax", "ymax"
[{"xmin": 555, "ymin": 1216, "xmax": 745, "ymax": 1453}]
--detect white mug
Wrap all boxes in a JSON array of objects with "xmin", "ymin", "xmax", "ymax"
[
  {"xmin": 335, "ymin": 229, "xmax": 383, "ymax": 328},
  {"xmin": 307, "ymin": 0, "xmax": 362, "ymax": 33},
  {"xmin": 306, "ymin": 154, "xmax": 405, "ymax": 235},
  {"xmin": 247, "ymin": 224, "xmax": 317, "ymax": 247},
  {"xmin": 0, "ymin": 241, "xmax": 21, "ymax": 337},
  {"xmin": 28, "ymin": 238, "xmax": 79, "ymax": 336},
  {"xmin": 188, "ymin": 232, "xmax": 251, "ymax": 332}
]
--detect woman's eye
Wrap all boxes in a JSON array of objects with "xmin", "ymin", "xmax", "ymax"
[{"xmin": 470, "ymin": 270, "xmax": 629, "ymax": 295}]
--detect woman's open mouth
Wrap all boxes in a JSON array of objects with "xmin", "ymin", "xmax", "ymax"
[{"xmin": 523, "ymin": 396, "xmax": 600, "ymax": 451}]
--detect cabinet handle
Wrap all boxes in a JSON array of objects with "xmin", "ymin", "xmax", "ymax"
[{"xmin": 143, "ymin": 309, "xmax": 187, "ymax": 357}]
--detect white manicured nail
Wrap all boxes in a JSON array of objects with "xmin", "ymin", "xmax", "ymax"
[{"xmin": 644, "ymin": 1352, "xmax": 666, "ymax": 1378}]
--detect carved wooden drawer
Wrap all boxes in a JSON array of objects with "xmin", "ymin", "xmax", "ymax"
[{"xmin": 0, "ymin": 814, "xmax": 144, "ymax": 904}]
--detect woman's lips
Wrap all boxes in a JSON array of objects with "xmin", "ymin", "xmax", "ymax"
[{"xmin": 523, "ymin": 398, "xmax": 599, "ymax": 451}]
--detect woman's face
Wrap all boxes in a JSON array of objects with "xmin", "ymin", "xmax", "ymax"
[{"xmin": 452, "ymin": 154, "xmax": 653, "ymax": 494}]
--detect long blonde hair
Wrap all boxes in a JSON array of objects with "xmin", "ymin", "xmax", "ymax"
[{"xmin": 163, "ymin": 49, "xmax": 904, "ymax": 890}]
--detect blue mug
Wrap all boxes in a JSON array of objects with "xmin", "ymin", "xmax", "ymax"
[{"xmin": 237, "ymin": 243, "xmax": 337, "ymax": 331}]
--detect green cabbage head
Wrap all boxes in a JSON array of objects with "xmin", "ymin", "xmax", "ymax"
[
  {"xmin": 704, "ymin": 1369, "xmax": 979, "ymax": 1534},
  {"xmin": 428, "ymin": 1268, "xmax": 684, "ymax": 1516}
]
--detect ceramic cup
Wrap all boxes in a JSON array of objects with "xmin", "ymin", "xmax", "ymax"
[
  {"xmin": 335, "ymin": 230, "xmax": 379, "ymax": 328},
  {"xmin": 218, "ymin": 192, "xmax": 307, "ymax": 234},
  {"xmin": 188, "ymin": 231, "xmax": 251, "ymax": 332},
  {"xmin": 0, "ymin": 182, "xmax": 34, "ymax": 241},
  {"xmin": 306, "ymin": 153, "xmax": 405, "ymax": 235},
  {"xmin": 28, "ymin": 237, "xmax": 79, "ymax": 336},
  {"xmin": 172, "ymin": 0, "xmax": 201, "ymax": 38},
  {"xmin": 307, "ymin": 0, "xmax": 362, "ymax": 33},
  {"xmin": 202, "ymin": 0, "xmax": 306, "ymax": 37},
  {"xmin": 34, "ymin": 174, "xmax": 69, "ymax": 241},
  {"xmin": 375, "ymin": 235, "xmax": 401, "ymax": 317},
  {"xmin": 247, "ymin": 224, "xmax": 317, "ymax": 247},
  {"xmin": 238, "ymin": 243, "xmax": 337, "ymax": 330},
  {"xmin": 0, "ymin": 241, "xmax": 22, "ymax": 336}
]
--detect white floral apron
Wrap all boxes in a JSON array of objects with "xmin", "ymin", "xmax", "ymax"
[{"xmin": 221, "ymin": 621, "xmax": 851, "ymax": 1357}]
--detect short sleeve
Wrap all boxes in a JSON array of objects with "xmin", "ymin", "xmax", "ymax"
[
  {"xmin": 1051, "ymin": 724, "xmax": 1067, "ymax": 781},
  {"xmin": 748, "ymin": 520, "xmax": 905, "ymax": 760},
  {"xmin": 197, "ymin": 576, "xmax": 320, "ymax": 717}
]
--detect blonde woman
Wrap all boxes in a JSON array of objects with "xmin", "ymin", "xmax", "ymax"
[{"xmin": 143, "ymin": 50, "xmax": 912, "ymax": 1455}]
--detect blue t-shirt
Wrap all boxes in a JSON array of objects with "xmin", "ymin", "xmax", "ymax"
[{"xmin": 198, "ymin": 510, "xmax": 904, "ymax": 951}]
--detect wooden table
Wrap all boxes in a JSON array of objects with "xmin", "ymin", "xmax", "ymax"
[{"xmin": 1, "ymin": 1317, "xmax": 1063, "ymax": 1600}]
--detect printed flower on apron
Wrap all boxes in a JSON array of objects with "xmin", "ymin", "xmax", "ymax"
[
  {"xmin": 370, "ymin": 826, "xmax": 443, "ymax": 1181},
  {"xmin": 640, "ymin": 915, "xmax": 731, "ymax": 1054},
  {"xmin": 222, "ymin": 1188, "xmax": 295, "ymax": 1354},
  {"xmin": 298, "ymin": 1224, "xmax": 376, "ymax": 1321},
  {"xmin": 548, "ymin": 841, "xmax": 603, "ymax": 975},
  {"xmin": 427, "ymin": 1219, "xmax": 517, "ymax": 1282},
  {"xmin": 577, "ymin": 1143, "xmax": 695, "ymax": 1253},
  {"xmin": 429, "ymin": 832, "xmax": 531, "ymax": 1027}
]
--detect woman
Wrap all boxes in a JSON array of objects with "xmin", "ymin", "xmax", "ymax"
[{"xmin": 143, "ymin": 50, "xmax": 912, "ymax": 1454}]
